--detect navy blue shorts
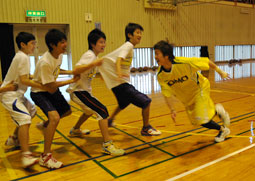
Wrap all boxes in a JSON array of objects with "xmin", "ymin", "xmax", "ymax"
[
  {"xmin": 30, "ymin": 89, "xmax": 71, "ymax": 118},
  {"xmin": 73, "ymin": 91, "xmax": 109, "ymax": 119},
  {"xmin": 111, "ymin": 83, "xmax": 151, "ymax": 109}
]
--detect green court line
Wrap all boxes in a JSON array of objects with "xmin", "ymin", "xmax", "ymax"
[
  {"xmin": 114, "ymin": 124, "xmax": 252, "ymax": 178},
  {"xmin": 114, "ymin": 126, "xmax": 176, "ymax": 157},
  {"xmin": 100, "ymin": 113, "xmax": 253, "ymax": 168},
  {"xmin": 13, "ymin": 110, "xmax": 255, "ymax": 180},
  {"xmin": 35, "ymin": 114, "xmax": 118, "ymax": 178},
  {"xmin": 116, "ymin": 141, "xmax": 216, "ymax": 178}
]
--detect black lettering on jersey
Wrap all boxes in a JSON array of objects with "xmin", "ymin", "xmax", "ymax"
[{"xmin": 167, "ymin": 75, "xmax": 188, "ymax": 86}]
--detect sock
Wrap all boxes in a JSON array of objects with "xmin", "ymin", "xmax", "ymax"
[
  {"xmin": 22, "ymin": 151, "xmax": 31, "ymax": 155},
  {"xmin": 201, "ymin": 120, "xmax": 221, "ymax": 130},
  {"xmin": 104, "ymin": 140, "xmax": 112, "ymax": 144}
]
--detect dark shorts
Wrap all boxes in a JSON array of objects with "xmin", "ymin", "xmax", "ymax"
[
  {"xmin": 74, "ymin": 91, "xmax": 109, "ymax": 119},
  {"xmin": 30, "ymin": 89, "xmax": 70, "ymax": 117},
  {"xmin": 111, "ymin": 83, "xmax": 151, "ymax": 109}
]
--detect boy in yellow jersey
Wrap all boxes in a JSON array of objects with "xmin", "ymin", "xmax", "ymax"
[{"xmin": 154, "ymin": 40, "xmax": 230, "ymax": 142}]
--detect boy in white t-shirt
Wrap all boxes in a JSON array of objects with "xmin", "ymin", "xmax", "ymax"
[
  {"xmin": 99, "ymin": 23, "xmax": 161, "ymax": 136},
  {"xmin": 30, "ymin": 29, "xmax": 79, "ymax": 169},
  {"xmin": 1, "ymin": 32, "xmax": 53, "ymax": 168},
  {"xmin": 67, "ymin": 29, "xmax": 125, "ymax": 156}
]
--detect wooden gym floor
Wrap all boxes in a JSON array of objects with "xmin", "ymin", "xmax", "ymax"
[{"xmin": 1, "ymin": 61, "xmax": 255, "ymax": 181}]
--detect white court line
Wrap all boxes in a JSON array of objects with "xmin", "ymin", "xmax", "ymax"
[{"xmin": 167, "ymin": 143, "xmax": 255, "ymax": 181}]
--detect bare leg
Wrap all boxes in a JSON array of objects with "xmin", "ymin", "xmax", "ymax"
[
  {"xmin": 18, "ymin": 124, "xmax": 30, "ymax": 152},
  {"xmin": 108, "ymin": 106, "xmax": 122, "ymax": 121},
  {"xmin": 13, "ymin": 127, "xmax": 19, "ymax": 137},
  {"xmin": 142, "ymin": 103, "xmax": 150, "ymax": 127},
  {"xmin": 44, "ymin": 111, "xmax": 60, "ymax": 154},
  {"xmin": 61, "ymin": 109, "xmax": 72, "ymax": 118},
  {"xmin": 98, "ymin": 119, "xmax": 111, "ymax": 142},
  {"xmin": 73, "ymin": 113, "xmax": 91, "ymax": 129}
]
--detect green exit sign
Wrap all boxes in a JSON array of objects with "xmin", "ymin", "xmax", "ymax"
[{"xmin": 26, "ymin": 10, "xmax": 46, "ymax": 17}]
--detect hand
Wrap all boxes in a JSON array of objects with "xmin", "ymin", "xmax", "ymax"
[
  {"xmin": 46, "ymin": 87, "xmax": 57, "ymax": 94},
  {"xmin": 73, "ymin": 74, "xmax": 80, "ymax": 82},
  {"xmin": 219, "ymin": 71, "xmax": 230, "ymax": 80},
  {"xmin": 5, "ymin": 81, "xmax": 18, "ymax": 91},
  {"xmin": 94, "ymin": 58, "xmax": 103, "ymax": 66},
  {"xmin": 171, "ymin": 110, "xmax": 184, "ymax": 126},
  {"xmin": 171, "ymin": 110, "xmax": 177, "ymax": 123}
]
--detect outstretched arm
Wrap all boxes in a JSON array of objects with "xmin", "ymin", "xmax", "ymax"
[
  {"xmin": 164, "ymin": 96, "xmax": 177, "ymax": 124},
  {"xmin": 43, "ymin": 75, "xmax": 80, "ymax": 92},
  {"xmin": 72, "ymin": 58, "xmax": 103, "ymax": 75},
  {"xmin": 209, "ymin": 60, "xmax": 230, "ymax": 79},
  {"xmin": 20, "ymin": 75, "xmax": 55, "ymax": 93}
]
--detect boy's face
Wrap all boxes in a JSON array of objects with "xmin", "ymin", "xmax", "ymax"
[
  {"xmin": 92, "ymin": 37, "xmax": 106, "ymax": 55},
  {"xmin": 154, "ymin": 49, "xmax": 169, "ymax": 67},
  {"xmin": 21, "ymin": 40, "xmax": 36, "ymax": 54},
  {"xmin": 129, "ymin": 29, "xmax": 142, "ymax": 46},
  {"xmin": 52, "ymin": 39, "xmax": 67, "ymax": 54}
]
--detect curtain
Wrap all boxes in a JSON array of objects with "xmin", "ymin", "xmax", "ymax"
[{"xmin": 0, "ymin": 23, "xmax": 15, "ymax": 80}]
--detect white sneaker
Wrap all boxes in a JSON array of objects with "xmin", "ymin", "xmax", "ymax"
[
  {"xmin": 215, "ymin": 104, "xmax": 230, "ymax": 127},
  {"xmin": 141, "ymin": 125, "xmax": 161, "ymax": 136},
  {"xmin": 69, "ymin": 127, "xmax": 90, "ymax": 137},
  {"xmin": 102, "ymin": 141, "xmax": 125, "ymax": 156},
  {"xmin": 5, "ymin": 136, "xmax": 19, "ymax": 147},
  {"xmin": 22, "ymin": 152, "xmax": 39, "ymax": 168},
  {"xmin": 215, "ymin": 127, "xmax": 230, "ymax": 143},
  {"xmin": 39, "ymin": 153, "xmax": 63, "ymax": 169}
]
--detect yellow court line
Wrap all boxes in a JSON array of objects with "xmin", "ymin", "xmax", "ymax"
[
  {"xmin": 72, "ymin": 113, "xmax": 254, "ymax": 138},
  {"xmin": 0, "ymin": 146, "xmax": 17, "ymax": 180},
  {"xmin": 211, "ymin": 89, "xmax": 255, "ymax": 96}
]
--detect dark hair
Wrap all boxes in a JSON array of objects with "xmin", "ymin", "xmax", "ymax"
[
  {"xmin": 88, "ymin": 28, "xmax": 106, "ymax": 50},
  {"xmin": 125, "ymin": 23, "xmax": 143, "ymax": 42},
  {"xmin": 45, "ymin": 29, "xmax": 67, "ymax": 52},
  {"xmin": 153, "ymin": 40, "xmax": 175, "ymax": 62},
  {"xmin": 16, "ymin": 32, "xmax": 35, "ymax": 49}
]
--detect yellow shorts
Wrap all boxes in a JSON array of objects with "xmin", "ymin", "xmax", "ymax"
[{"xmin": 185, "ymin": 81, "xmax": 215, "ymax": 125}]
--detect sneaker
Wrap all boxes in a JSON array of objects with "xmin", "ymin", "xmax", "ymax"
[
  {"xmin": 102, "ymin": 140, "xmax": 125, "ymax": 156},
  {"xmin": 108, "ymin": 119, "xmax": 115, "ymax": 127},
  {"xmin": 215, "ymin": 104, "xmax": 230, "ymax": 127},
  {"xmin": 39, "ymin": 153, "xmax": 63, "ymax": 169},
  {"xmin": 22, "ymin": 152, "xmax": 39, "ymax": 168},
  {"xmin": 36, "ymin": 121, "xmax": 49, "ymax": 130},
  {"xmin": 5, "ymin": 136, "xmax": 19, "ymax": 147},
  {"xmin": 141, "ymin": 125, "xmax": 161, "ymax": 136},
  {"xmin": 69, "ymin": 127, "xmax": 90, "ymax": 137},
  {"xmin": 215, "ymin": 127, "xmax": 230, "ymax": 143}
]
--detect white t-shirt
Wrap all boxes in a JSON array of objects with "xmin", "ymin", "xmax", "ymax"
[
  {"xmin": 1, "ymin": 51, "xmax": 30, "ymax": 95},
  {"xmin": 99, "ymin": 41, "xmax": 134, "ymax": 89},
  {"xmin": 67, "ymin": 50, "xmax": 97, "ymax": 93},
  {"xmin": 31, "ymin": 51, "xmax": 62, "ymax": 92}
]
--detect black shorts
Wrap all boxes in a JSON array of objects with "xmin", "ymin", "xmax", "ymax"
[
  {"xmin": 30, "ymin": 89, "xmax": 70, "ymax": 117},
  {"xmin": 73, "ymin": 91, "xmax": 109, "ymax": 119},
  {"xmin": 111, "ymin": 83, "xmax": 151, "ymax": 109}
]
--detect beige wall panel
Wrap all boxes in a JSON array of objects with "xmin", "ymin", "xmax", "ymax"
[{"xmin": 0, "ymin": 0, "xmax": 255, "ymax": 69}]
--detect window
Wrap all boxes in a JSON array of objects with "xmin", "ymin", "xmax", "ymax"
[
  {"xmin": 132, "ymin": 46, "xmax": 202, "ymax": 68},
  {"xmin": 30, "ymin": 54, "xmax": 71, "ymax": 78},
  {"xmin": 215, "ymin": 46, "xmax": 233, "ymax": 62}
]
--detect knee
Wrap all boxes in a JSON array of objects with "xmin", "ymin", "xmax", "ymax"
[
  {"xmin": 61, "ymin": 109, "xmax": 72, "ymax": 118},
  {"xmin": 48, "ymin": 112, "xmax": 60, "ymax": 124}
]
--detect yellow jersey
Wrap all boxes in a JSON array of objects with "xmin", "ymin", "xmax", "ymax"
[{"xmin": 157, "ymin": 57, "xmax": 210, "ymax": 106}]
